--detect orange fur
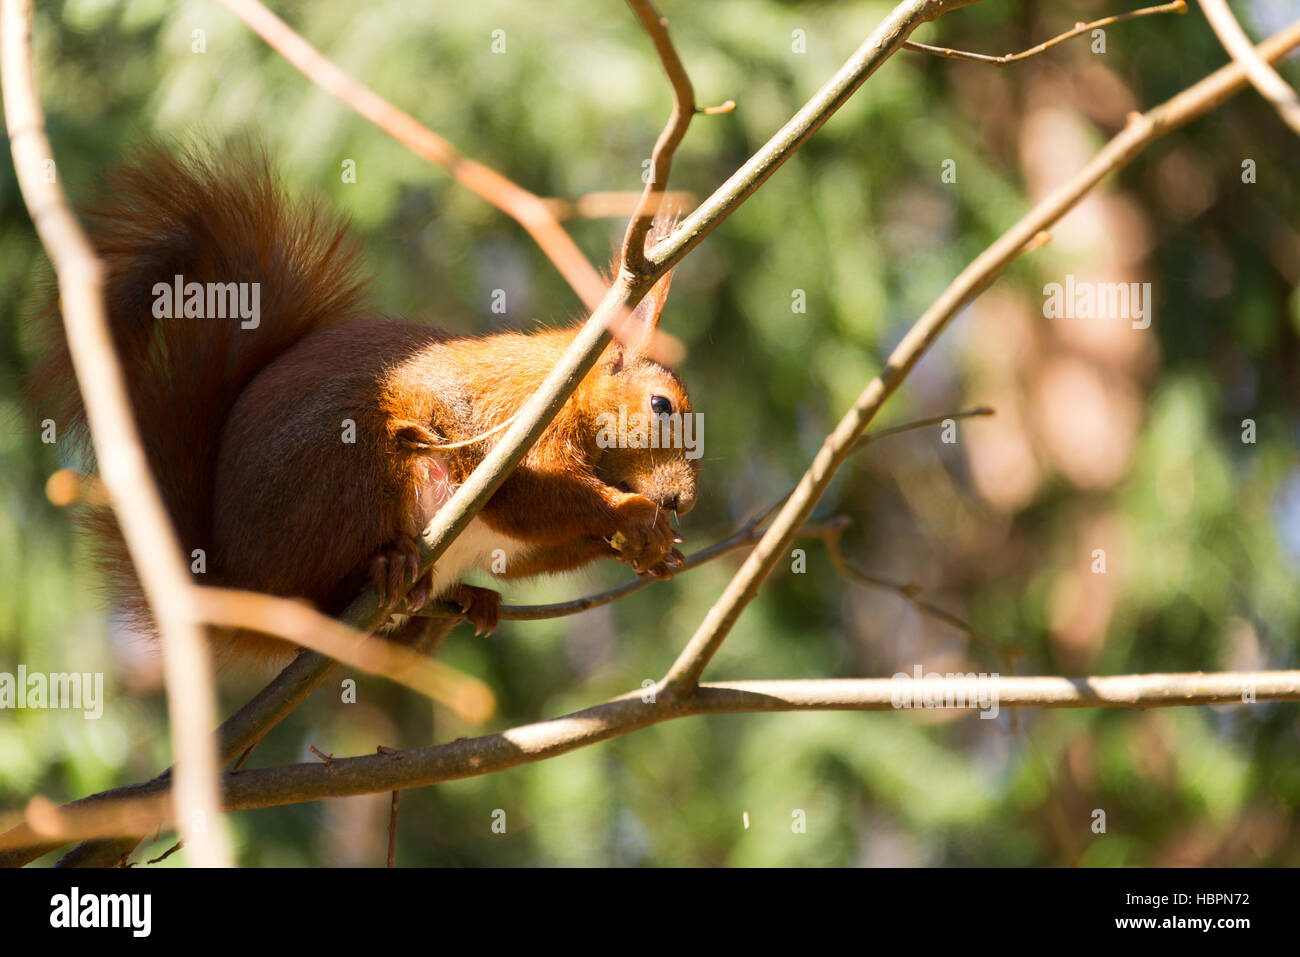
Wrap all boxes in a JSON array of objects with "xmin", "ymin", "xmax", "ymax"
[{"xmin": 33, "ymin": 142, "xmax": 698, "ymax": 668}]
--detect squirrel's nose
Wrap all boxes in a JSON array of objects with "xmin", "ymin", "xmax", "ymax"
[{"xmin": 669, "ymin": 490, "xmax": 695, "ymax": 516}]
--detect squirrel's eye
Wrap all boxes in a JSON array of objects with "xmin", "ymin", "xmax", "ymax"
[{"xmin": 650, "ymin": 395, "xmax": 673, "ymax": 416}]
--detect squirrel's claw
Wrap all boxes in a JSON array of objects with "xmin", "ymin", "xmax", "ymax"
[
  {"xmin": 637, "ymin": 548, "xmax": 687, "ymax": 581},
  {"xmin": 405, "ymin": 573, "xmax": 431, "ymax": 613},
  {"xmin": 370, "ymin": 553, "xmax": 393, "ymax": 606},
  {"xmin": 370, "ymin": 537, "xmax": 422, "ymax": 609},
  {"xmin": 608, "ymin": 492, "xmax": 683, "ymax": 576},
  {"xmin": 449, "ymin": 583, "xmax": 501, "ymax": 636}
]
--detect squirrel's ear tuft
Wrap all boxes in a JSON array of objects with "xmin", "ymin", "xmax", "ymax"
[
  {"xmin": 624, "ymin": 269, "xmax": 674, "ymax": 359},
  {"xmin": 617, "ymin": 208, "xmax": 678, "ymax": 359}
]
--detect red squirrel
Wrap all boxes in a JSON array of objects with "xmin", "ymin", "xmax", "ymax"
[{"xmin": 35, "ymin": 143, "xmax": 698, "ymax": 666}]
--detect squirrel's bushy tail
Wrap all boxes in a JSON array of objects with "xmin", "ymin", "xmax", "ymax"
[{"xmin": 35, "ymin": 141, "xmax": 370, "ymax": 622}]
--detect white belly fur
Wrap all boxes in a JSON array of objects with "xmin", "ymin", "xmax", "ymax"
[
  {"xmin": 412, "ymin": 462, "xmax": 532, "ymax": 600},
  {"xmin": 423, "ymin": 515, "xmax": 532, "ymax": 597}
]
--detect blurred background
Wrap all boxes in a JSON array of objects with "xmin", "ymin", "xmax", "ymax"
[{"xmin": 3, "ymin": 0, "xmax": 1300, "ymax": 866}]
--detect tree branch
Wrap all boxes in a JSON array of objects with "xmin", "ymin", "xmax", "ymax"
[
  {"xmin": 0, "ymin": 0, "xmax": 230, "ymax": 867},
  {"xmin": 1196, "ymin": 0, "xmax": 1300, "ymax": 136},
  {"xmin": 2, "ymin": 670, "xmax": 1295, "ymax": 853}
]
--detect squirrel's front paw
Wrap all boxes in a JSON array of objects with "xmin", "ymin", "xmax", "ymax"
[
  {"xmin": 448, "ymin": 583, "xmax": 501, "ymax": 636},
  {"xmin": 607, "ymin": 493, "xmax": 686, "ymax": 578}
]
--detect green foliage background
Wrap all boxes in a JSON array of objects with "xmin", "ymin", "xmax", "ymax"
[{"xmin": 2, "ymin": 0, "xmax": 1299, "ymax": 866}]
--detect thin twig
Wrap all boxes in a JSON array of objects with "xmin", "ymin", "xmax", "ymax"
[
  {"xmin": 817, "ymin": 521, "xmax": 1027, "ymax": 669},
  {"xmin": 644, "ymin": 0, "xmax": 978, "ymax": 273},
  {"xmin": 146, "ymin": 841, "xmax": 183, "ymax": 865},
  {"xmin": 541, "ymin": 189, "xmax": 696, "ymax": 221},
  {"xmin": 0, "ymin": 0, "xmax": 230, "ymax": 867},
  {"xmin": 822, "ymin": 527, "xmax": 977, "ymax": 637},
  {"xmin": 903, "ymin": 1, "xmax": 1188, "ymax": 66},
  {"xmin": 413, "ymin": 517, "xmax": 848, "ymax": 622},
  {"xmin": 855, "ymin": 405, "xmax": 994, "ymax": 447}
]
